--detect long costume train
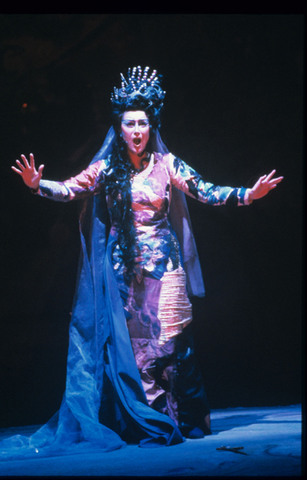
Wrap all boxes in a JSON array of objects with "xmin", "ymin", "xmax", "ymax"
[{"xmin": 1, "ymin": 128, "xmax": 250, "ymax": 459}]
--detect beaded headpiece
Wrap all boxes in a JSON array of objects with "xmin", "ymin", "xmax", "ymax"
[
  {"xmin": 110, "ymin": 66, "xmax": 166, "ymax": 128},
  {"xmin": 111, "ymin": 66, "xmax": 165, "ymax": 102}
]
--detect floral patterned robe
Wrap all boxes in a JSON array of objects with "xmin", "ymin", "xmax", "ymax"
[{"xmin": 35, "ymin": 151, "xmax": 250, "ymax": 424}]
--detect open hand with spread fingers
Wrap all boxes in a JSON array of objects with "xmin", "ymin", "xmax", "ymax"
[
  {"xmin": 248, "ymin": 169, "xmax": 283, "ymax": 202},
  {"xmin": 11, "ymin": 154, "xmax": 44, "ymax": 190}
]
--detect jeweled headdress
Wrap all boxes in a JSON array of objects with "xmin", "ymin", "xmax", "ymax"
[{"xmin": 110, "ymin": 66, "xmax": 166, "ymax": 129}]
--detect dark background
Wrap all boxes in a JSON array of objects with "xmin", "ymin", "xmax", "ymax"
[{"xmin": 0, "ymin": 14, "xmax": 303, "ymax": 428}]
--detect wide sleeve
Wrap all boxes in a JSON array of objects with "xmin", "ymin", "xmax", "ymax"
[
  {"xmin": 165, "ymin": 153, "xmax": 251, "ymax": 206},
  {"xmin": 32, "ymin": 159, "xmax": 107, "ymax": 202}
]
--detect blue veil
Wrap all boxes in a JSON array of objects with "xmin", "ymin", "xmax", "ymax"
[{"xmin": 1, "ymin": 128, "xmax": 204, "ymax": 460}]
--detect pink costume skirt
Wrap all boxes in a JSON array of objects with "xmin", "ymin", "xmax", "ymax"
[{"xmin": 125, "ymin": 266, "xmax": 192, "ymax": 424}]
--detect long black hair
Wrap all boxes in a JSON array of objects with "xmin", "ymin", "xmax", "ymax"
[
  {"xmin": 104, "ymin": 69, "xmax": 165, "ymax": 281},
  {"xmin": 104, "ymin": 132, "xmax": 136, "ymax": 282}
]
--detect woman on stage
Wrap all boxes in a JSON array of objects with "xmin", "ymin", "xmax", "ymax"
[{"xmin": 7, "ymin": 66, "xmax": 282, "ymax": 456}]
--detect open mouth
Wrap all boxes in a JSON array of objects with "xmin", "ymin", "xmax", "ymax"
[{"xmin": 133, "ymin": 138, "xmax": 141, "ymax": 146}]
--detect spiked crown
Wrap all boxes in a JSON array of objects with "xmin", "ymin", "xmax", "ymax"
[{"xmin": 110, "ymin": 66, "xmax": 166, "ymax": 129}]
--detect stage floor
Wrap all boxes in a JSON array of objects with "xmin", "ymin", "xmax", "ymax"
[{"xmin": 0, "ymin": 404, "xmax": 303, "ymax": 477}]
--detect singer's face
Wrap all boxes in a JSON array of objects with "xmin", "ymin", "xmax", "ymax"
[{"xmin": 121, "ymin": 111, "xmax": 150, "ymax": 156}]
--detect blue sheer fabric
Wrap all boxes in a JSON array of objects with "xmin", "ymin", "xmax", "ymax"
[{"xmin": 1, "ymin": 127, "xmax": 204, "ymax": 460}]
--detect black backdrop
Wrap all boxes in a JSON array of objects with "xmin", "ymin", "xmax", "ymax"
[{"xmin": 0, "ymin": 14, "xmax": 303, "ymax": 428}]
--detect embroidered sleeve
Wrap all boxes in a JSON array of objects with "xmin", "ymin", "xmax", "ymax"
[
  {"xmin": 166, "ymin": 153, "xmax": 250, "ymax": 206},
  {"xmin": 33, "ymin": 159, "xmax": 107, "ymax": 201}
]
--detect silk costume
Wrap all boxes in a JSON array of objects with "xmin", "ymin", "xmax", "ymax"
[{"xmin": 1, "ymin": 128, "xmax": 250, "ymax": 459}]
